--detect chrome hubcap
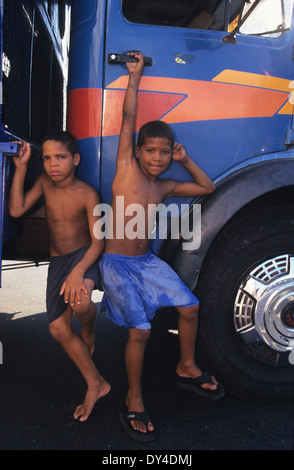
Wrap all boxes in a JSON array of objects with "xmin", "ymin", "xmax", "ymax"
[{"xmin": 233, "ymin": 255, "xmax": 294, "ymax": 365}]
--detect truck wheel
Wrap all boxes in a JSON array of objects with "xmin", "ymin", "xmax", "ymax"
[{"xmin": 196, "ymin": 205, "xmax": 294, "ymax": 401}]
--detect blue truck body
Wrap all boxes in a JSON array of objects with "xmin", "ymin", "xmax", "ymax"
[{"xmin": 1, "ymin": 0, "xmax": 293, "ymax": 399}]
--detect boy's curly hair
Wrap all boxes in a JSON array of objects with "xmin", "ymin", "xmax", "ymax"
[
  {"xmin": 137, "ymin": 120, "xmax": 174, "ymax": 149},
  {"xmin": 41, "ymin": 131, "xmax": 78, "ymax": 156}
]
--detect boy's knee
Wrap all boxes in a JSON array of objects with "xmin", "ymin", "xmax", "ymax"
[
  {"xmin": 190, "ymin": 304, "xmax": 199, "ymax": 317},
  {"xmin": 49, "ymin": 320, "xmax": 70, "ymax": 343},
  {"xmin": 72, "ymin": 297, "xmax": 92, "ymax": 317},
  {"xmin": 179, "ymin": 303, "xmax": 199, "ymax": 320},
  {"xmin": 130, "ymin": 328, "xmax": 151, "ymax": 344}
]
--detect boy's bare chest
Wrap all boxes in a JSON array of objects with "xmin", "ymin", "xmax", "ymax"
[
  {"xmin": 43, "ymin": 187, "xmax": 85, "ymax": 221},
  {"xmin": 113, "ymin": 173, "xmax": 163, "ymax": 207}
]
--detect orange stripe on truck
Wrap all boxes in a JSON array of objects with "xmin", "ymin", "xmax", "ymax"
[
  {"xmin": 67, "ymin": 72, "xmax": 292, "ymax": 139},
  {"xmin": 67, "ymin": 88, "xmax": 102, "ymax": 140}
]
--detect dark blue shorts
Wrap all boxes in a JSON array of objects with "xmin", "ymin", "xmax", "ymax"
[
  {"xmin": 99, "ymin": 251, "xmax": 199, "ymax": 329},
  {"xmin": 46, "ymin": 245, "xmax": 100, "ymax": 323}
]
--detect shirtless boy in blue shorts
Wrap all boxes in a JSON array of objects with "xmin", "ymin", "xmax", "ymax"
[
  {"xmin": 99, "ymin": 53, "xmax": 224, "ymax": 442},
  {"xmin": 9, "ymin": 131, "xmax": 110, "ymax": 422}
]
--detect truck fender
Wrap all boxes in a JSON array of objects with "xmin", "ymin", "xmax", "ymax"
[{"xmin": 159, "ymin": 155, "xmax": 294, "ymax": 290}]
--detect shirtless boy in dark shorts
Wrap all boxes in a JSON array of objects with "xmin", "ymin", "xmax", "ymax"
[{"xmin": 9, "ymin": 131, "xmax": 110, "ymax": 422}]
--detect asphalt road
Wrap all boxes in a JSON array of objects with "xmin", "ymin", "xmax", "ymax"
[{"xmin": 0, "ymin": 262, "xmax": 293, "ymax": 452}]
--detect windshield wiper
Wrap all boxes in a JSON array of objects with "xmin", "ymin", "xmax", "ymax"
[
  {"xmin": 223, "ymin": 0, "xmax": 262, "ymax": 43},
  {"xmin": 251, "ymin": 25, "xmax": 290, "ymax": 36}
]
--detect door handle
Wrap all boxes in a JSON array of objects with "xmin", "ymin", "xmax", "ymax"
[{"xmin": 108, "ymin": 53, "xmax": 153, "ymax": 66}]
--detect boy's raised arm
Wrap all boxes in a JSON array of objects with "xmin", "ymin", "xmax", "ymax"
[
  {"xmin": 9, "ymin": 141, "xmax": 43, "ymax": 217},
  {"xmin": 116, "ymin": 52, "xmax": 144, "ymax": 168}
]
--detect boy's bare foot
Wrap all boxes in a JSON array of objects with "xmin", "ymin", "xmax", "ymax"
[{"xmin": 74, "ymin": 379, "xmax": 111, "ymax": 422}]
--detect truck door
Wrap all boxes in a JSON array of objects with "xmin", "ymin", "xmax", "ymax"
[{"xmin": 101, "ymin": 0, "xmax": 294, "ymax": 204}]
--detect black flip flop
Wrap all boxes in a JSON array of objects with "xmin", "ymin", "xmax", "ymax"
[
  {"xmin": 119, "ymin": 406, "xmax": 156, "ymax": 442},
  {"xmin": 177, "ymin": 371, "xmax": 225, "ymax": 400}
]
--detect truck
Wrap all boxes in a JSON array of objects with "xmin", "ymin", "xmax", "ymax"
[{"xmin": 1, "ymin": 0, "xmax": 293, "ymax": 401}]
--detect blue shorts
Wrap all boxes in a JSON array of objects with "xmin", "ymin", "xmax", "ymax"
[
  {"xmin": 99, "ymin": 251, "xmax": 199, "ymax": 329},
  {"xmin": 46, "ymin": 245, "xmax": 100, "ymax": 323}
]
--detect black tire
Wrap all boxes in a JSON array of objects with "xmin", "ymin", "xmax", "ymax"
[{"xmin": 196, "ymin": 205, "xmax": 294, "ymax": 401}]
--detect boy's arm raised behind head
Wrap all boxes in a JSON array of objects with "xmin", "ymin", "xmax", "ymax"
[
  {"xmin": 116, "ymin": 52, "xmax": 144, "ymax": 170},
  {"xmin": 161, "ymin": 143, "xmax": 216, "ymax": 199}
]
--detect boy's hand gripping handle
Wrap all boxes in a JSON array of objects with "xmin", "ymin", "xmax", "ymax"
[{"xmin": 108, "ymin": 53, "xmax": 153, "ymax": 66}]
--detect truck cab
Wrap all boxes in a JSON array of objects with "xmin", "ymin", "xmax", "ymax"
[{"xmin": 1, "ymin": 0, "xmax": 294, "ymax": 400}]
